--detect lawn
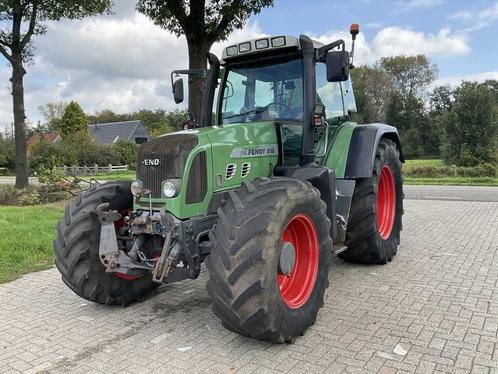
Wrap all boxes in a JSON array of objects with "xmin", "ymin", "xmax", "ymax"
[
  {"xmin": 404, "ymin": 159, "xmax": 443, "ymax": 168},
  {"xmin": 0, "ymin": 204, "xmax": 63, "ymax": 283},
  {"xmin": 403, "ymin": 159, "xmax": 497, "ymax": 186},
  {"xmin": 75, "ymin": 170, "xmax": 135, "ymax": 181},
  {"xmin": 404, "ymin": 177, "xmax": 498, "ymax": 186}
]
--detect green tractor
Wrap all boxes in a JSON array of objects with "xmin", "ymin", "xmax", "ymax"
[{"xmin": 54, "ymin": 24, "xmax": 404, "ymax": 343}]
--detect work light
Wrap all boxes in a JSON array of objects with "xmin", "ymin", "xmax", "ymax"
[
  {"xmin": 130, "ymin": 180, "xmax": 143, "ymax": 197},
  {"xmin": 271, "ymin": 36, "xmax": 286, "ymax": 47},
  {"xmin": 238, "ymin": 42, "xmax": 251, "ymax": 53},
  {"xmin": 226, "ymin": 45, "xmax": 238, "ymax": 56},
  {"xmin": 255, "ymin": 39, "xmax": 269, "ymax": 49}
]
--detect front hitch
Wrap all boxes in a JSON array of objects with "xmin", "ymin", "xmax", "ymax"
[
  {"xmin": 96, "ymin": 203, "xmax": 122, "ymax": 271},
  {"xmin": 96, "ymin": 203, "xmax": 151, "ymax": 276},
  {"xmin": 151, "ymin": 209, "xmax": 181, "ymax": 283}
]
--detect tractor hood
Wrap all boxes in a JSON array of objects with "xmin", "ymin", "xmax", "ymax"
[{"xmin": 135, "ymin": 121, "xmax": 278, "ymax": 219}]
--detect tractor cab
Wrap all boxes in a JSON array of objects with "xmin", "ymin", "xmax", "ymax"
[
  {"xmin": 217, "ymin": 35, "xmax": 357, "ymax": 165},
  {"xmin": 172, "ymin": 31, "xmax": 359, "ymax": 167}
]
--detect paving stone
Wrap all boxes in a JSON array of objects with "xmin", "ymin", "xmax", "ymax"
[{"xmin": 0, "ymin": 199, "xmax": 497, "ymax": 373}]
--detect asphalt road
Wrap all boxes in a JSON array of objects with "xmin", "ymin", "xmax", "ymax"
[
  {"xmin": 0, "ymin": 177, "xmax": 39, "ymax": 185},
  {"xmin": 1, "ymin": 177, "xmax": 496, "ymax": 202},
  {"xmin": 403, "ymin": 185, "xmax": 498, "ymax": 202}
]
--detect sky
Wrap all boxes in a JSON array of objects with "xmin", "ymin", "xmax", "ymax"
[{"xmin": 1, "ymin": 0, "xmax": 498, "ymax": 131}]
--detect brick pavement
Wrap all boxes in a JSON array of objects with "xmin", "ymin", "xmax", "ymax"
[{"xmin": 0, "ymin": 199, "xmax": 497, "ymax": 374}]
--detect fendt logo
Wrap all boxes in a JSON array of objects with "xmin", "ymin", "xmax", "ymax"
[{"xmin": 143, "ymin": 159, "xmax": 160, "ymax": 166}]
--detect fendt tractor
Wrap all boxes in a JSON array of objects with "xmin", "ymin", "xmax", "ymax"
[{"xmin": 54, "ymin": 24, "xmax": 404, "ymax": 343}]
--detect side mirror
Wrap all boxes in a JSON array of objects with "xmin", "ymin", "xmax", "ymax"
[
  {"xmin": 173, "ymin": 78, "xmax": 184, "ymax": 104},
  {"xmin": 326, "ymin": 51, "xmax": 350, "ymax": 82}
]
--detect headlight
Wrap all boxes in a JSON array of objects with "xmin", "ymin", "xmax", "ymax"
[
  {"xmin": 130, "ymin": 180, "xmax": 143, "ymax": 197},
  {"xmin": 162, "ymin": 179, "xmax": 181, "ymax": 198}
]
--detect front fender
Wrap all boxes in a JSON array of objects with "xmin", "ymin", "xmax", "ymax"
[{"xmin": 344, "ymin": 124, "xmax": 404, "ymax": 179}]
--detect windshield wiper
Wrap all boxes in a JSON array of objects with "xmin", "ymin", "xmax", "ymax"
[{"xmin": 222, "ymin": 107, "xmax": 265, "ymax": 120}]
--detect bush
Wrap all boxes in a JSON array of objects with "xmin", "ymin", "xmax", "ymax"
[
  {"xmin": 37, "ymin": 166, "xmax": 73, "ymax": 192},
  {"xmin": 405, "ymin": 163, "xmax": 496, "ymax": 178},
  {"xmin": 17, "ymin": 187, "xmax": 42, "ymax": 206},
  {"xmin": 0, "ymin": 168, "xmax": 12, "ymax": 176},
  {"xmin": 29, "ymin": 140, "xmax": 62, "ymax": 172},
  {"xmin": 112, "ymin": 139, "xmax": 138, "ymax": 167},
  {"xmin": 0, "ymin": 185, "xmax": 17, "ymax": 205},
  {"xmin": 481, "ymin": 163, "xmax": 497, "ymax": 177},
  {"xmin": 405, "ymin": 165, "xmax": 457, "ymax": 178}
]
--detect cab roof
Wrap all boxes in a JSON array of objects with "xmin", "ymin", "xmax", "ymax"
[{"xmin": 221, "ymin": 35, "xmax": 324, "ymax": 63}]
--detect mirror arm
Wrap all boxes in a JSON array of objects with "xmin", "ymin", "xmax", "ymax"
[
  {"xmin": 317, "ymin": 39, "xmax": 345, "ymax": 61},
  {"xmin": 170, "ymin": 69, "xmax": 208, "ymax": 95},
  {"xmin": 171, "ymin": 69, "xmax": 207, "ymax": 77}
]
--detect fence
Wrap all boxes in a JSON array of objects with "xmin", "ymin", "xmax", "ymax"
[{"xmin": 57, "ymin": 164, "xmax": 129, "ymax": 176}]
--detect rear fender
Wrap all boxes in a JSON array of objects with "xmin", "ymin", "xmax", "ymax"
[{"xmin": 344, "ymin": 124, "xmax": 404, "ymax": 179}]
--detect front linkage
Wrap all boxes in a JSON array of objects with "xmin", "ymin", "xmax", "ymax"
[{"xmin": 96, "ymin": 202, "xmax": 214, "ymax": 284}]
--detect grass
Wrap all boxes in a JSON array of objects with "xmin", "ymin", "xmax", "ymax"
[
  {"xmin": 75, "ymin": 170, "xmax": 135, "ymax": 181},
  {"xmin": 405, "ymin": 159, "xmax": 444, "ymax": 168},
  {"xmin": 403, "ymin": 159, "xmax": 497, "ymax": 186},
  {"xmin": 0, "ymin": 203, "xmax": 64, "ymax": 283},
  {"xmin": 404, "ymin": 177, "xmax": 498, "ymax": 186}
]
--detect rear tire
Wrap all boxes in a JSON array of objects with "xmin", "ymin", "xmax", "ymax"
[
  {"xmin": 206, "ymin": 178, "xmax": 332, "ymax": 343},
  {"xmin": 54, "ymin": 181, "xmax": 159, "ymax": 306},
  {"xmin": 339, "ymin": 138, "xmax": 403, "ymax": 264}
]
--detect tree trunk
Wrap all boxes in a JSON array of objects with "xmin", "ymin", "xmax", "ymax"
[
  {"xmin": 11, "ymin": 57, "xmax": 28, "ymax": 189},
  {"xmin": 187, "ymin": 38, "xmax": 211, "ymax": 125}
]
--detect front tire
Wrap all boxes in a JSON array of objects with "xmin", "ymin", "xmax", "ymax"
[
  {"xmin": 54, "ymin": 181, "xmax": 159, "ymax": 306},
  {"xmin": 206, "ymin": 178, "xmax": 332, "ymax": 343},
  {"xmin": 339, "ymin": 138, "xmax": 403, "ymax": 264}
]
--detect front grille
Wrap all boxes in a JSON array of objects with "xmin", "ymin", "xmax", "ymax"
[
  {"xmin": 225, "ymin": 164, "xmax": 237, "ymax": 180},
  {"xmin": 186, "ymin": 151, "xmax": 208, "ymax": 204},
  {"xmin": 241, "ymin": 162, "xmax": 251, "ymax": 178},
  {"xmin": 136, "ymin": 134, "xmax": 198, "ymax": 197}
]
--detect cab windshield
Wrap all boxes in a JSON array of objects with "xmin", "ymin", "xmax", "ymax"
[{"xmin": 220, "ymin": 58, "xmax": 304, "ymax": 124}]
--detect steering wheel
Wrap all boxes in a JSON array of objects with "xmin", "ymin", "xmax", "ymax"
[{"xmin": 265, "ymin": 102, "xmax": 295, "ymax": 118}]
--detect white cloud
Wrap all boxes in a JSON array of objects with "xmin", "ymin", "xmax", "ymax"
[
  {"xmin": 0, "ymin": 12, "xmax": 265, "ymax": 131},
  {"xmin": 311, "ymin": 26, "xmax": 470, "ymax": 66},
  {"xmin": 449, "ymin": 2, "xmax": 498, "ymax": 32},
  {"xmin": 310, "ymin": 30, "xmax": 375, "ymax": 65},
  {"xmin": 434, "ymin": 71, "xmax": 498, "ymax": 87},
  {"xmin": 372, "ymin": 27, "xmax": 470, "ymax": 58},
  {"xmin": 394, "ymin": 0, "xmax": 444, "ymax": 13}
]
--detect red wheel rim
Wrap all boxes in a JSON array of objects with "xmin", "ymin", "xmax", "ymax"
[
  {"xmin": 277, "ymin": 213, "xmax": 319, "ymax": 309},
  {"xmin": 377, "ymin": 165, "xmax": 396, "ymax": 240},
  {"xmin": 115, "ymin": 272, "xmax": 142, "ymax": 281}
]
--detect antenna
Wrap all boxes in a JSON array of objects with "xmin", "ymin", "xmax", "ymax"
[{"xmin": 350, "ymin": 23, "xmax": 360, "ymax": 68}]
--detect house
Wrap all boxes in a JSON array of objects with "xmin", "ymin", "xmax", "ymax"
[
  {"xmin": 88, "ymin": 120, "xmax": 150, "ymax": 145},
  {"xmin": 27, "ymin": 120, "xmax": 151, "ymax": 155},
  {"xmin": 26, "ymin": 131, "xmax": 61, "ymax": 156}
]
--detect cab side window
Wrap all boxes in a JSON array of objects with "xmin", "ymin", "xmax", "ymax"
[{"xmin": 315, "ymin": 62, "xmax": 345, "ymax": 121}]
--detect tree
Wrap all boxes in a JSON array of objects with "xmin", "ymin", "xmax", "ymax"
[
  {"xmin": 430, "ymin": 85, "xmax": 453, "ymax": 115},
  {"xmin": 39, "ymin": 101, "xmax": 67, "ymax": 131},
  {"xmin": 88, "ymin": 108, "xmax": 129, "ymax": 124},
  {"xmin": 137, "ymin": 0, "xmax": 274, "ymax": 123},
  {"xmin": 380, "ymin": 55, "xmax": 437, "ymax": 98},
  {"xmin": 351, "ymin": 65, "xmax": 392, "ymax": 123},
  {"xmin": 0, "ymin": 0, "xmax": 112, "ymax": 189},
  {"xmin": 380, "ymin": 55, "xmax": 437, "ymax": 158},
  {"xmin": 442, "ymin": 82, "xmax": 497, "ymax": 166},
  {"xmin": 60, "ymin": 101, "xmax": 89, "ymax": 138}
]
